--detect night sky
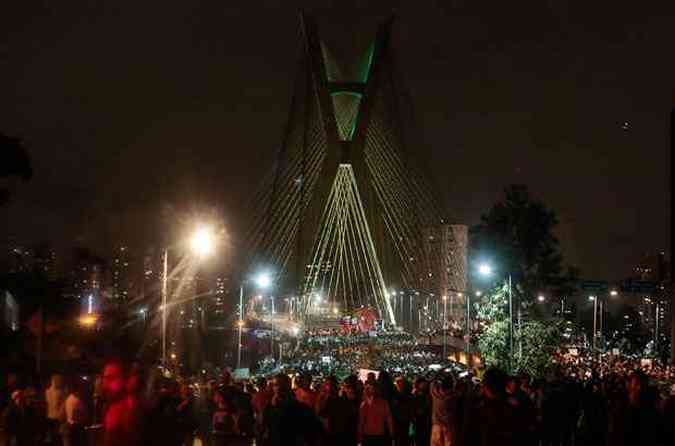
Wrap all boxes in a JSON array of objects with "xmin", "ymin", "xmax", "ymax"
[{"xmin": 1, "ymin": 1, "xmax": 673, "ymax": 280}]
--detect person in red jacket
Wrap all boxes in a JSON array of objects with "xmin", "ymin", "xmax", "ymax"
[{"xmin": 359, "ymin": 383, "xmax": 394, "ymax": 446}]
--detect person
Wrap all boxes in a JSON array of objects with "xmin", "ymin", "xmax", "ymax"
[
  {"xmin": 334, "ymin": 380, "xmax": 360, "ymax": 446},
  {"xmin": 1, "ymin": 390, "xmax": 37, "ymax": 446},
  {"xmin": 294, "ymin": 374, "xmax": 317, "ymax": 410},
  {"xmin": 412, "ymin": 377, "xmax": 432, "ymax": 446},
  {"xmin": 607, "ymin": 371, "xmax": 662, "ymax": 446},
  {"xmin": 260, "ymin": 374, "xmax": 321, "ymax": 446},
  {"xmin": 45, "ymin": 374, "xmax": 67, "ymax": 445},
  {"xmin": 392, "ymin": 377, "xmax": 414, "ymax": 446},
  {"xmin": 217, "ymin": 371, "xmax": 253, "ymax": 439},
  {"xmin": 430, "ymin": 375, "xmax": 457, "ymax": 446},
  {"xmin": 175, "ymin": 384, "xmax": 198, "ymax": 446},
  {"xmin": 462, "ymin": 367, "xmax": 515, "ymax": 446},
  {"xmin": 251, "ymin": 378, "xmax": 271, "ymax": 419},
  {"xmin": 315, "ymin": 376, "xmax": 342, "ymax": 446},
  {"xmin": 505, "ymin": 375, "xmax": 536, "ymax": 445},
  {"xmin": 211, "ymin": 394, "xmax": 244, "ymax": 446},
  {"xmin": 63, "ymin": 380, "xmax": 88, "ymax": 446},
  {"xmin": 358, "ymin": 383, "xmax": 394, "ymax": 446},
  {"xmin": 102, "ymin": 361, "xmax": 143, "ymax": 446}
]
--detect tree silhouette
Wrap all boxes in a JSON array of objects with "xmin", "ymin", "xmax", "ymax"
[
  {"xmin": 0, "ymin": 133, "xmax": 32, "ymax": 206},
  {"xmin": 470, "ymin": 184, "xmax": 578, "ymax": 305}
]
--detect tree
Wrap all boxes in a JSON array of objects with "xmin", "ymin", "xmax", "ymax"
[
  {"xmin": 470, "ymin": 184, "xmax": 578, "ymax": 306},
  {"xmin": 0, "ymin": 133, "xmax": 32, "ymax": 206},
  {"xmin": 476, "ymin": 283, "xmax": 561, "ymax": 377}
]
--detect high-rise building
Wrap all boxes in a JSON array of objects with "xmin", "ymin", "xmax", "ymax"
[
  {"xmin": 213, "ymin": 276, "xmax": 227, "ymax": 316},
  {"xmin": 111, "ymin": 245, "xmax": 131, "ymax": 303},
  {"xmin": 6, "ymin": 241, "xmax": 57, "ymax": 279},
  {"xmin": 65, "ymin": 248, "xmax": 105, "ymax": 316}
]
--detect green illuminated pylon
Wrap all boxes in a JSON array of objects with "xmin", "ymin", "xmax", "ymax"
[{"xmin": 331, "ymin": 92, "xmax": 362, "ymax": 141}]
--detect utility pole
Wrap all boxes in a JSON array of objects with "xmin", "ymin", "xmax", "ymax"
[{"xmin": 671, "ymin": 108, "xmax": 675, "ymax": 364}]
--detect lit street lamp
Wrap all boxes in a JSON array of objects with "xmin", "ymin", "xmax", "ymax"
[
  {"xmin": 478, "ymin": 262, "xmax": 514, "ymax": 365},
  {"xmin": 589, "ymin": 295, "xmax": 598, "ymax": 351},
  {"xmin": 442, "ymin": 295, "xmax": 448, "ymax": 359},
  {"xmin": 162, "ymin": 224, "xmax": 216, "ymax": 367},
  {"xmin": 237, "ymin": 272, "xmax": 272, "ymax": 369}
]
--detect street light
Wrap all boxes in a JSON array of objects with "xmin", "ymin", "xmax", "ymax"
[
  {"xmin": 589, "ymin": 295, "xmax": 598, "ymax": 351},
  {"xmin": 237, "ymin": 272, "xmax": 273, "ymax": 369},
  {"xmin": 255, "ymin": 273, "xmax": 272, "ymax": 290},
  {"xmin": 189, "ymin": 226, "xmax": 215, "ymax": 258},
  {"xmin": 478, "ymin": 262, "xmax": 514, "ymax": 365},
  {"xmin": 478, "ymin": 264, "xmax": 493, "ymax": 277},
  {"xmin": 442, "ymin": 295, "xmax": 448, "ymax": 359},
  {"xmin": 537, "ymin": 295, "xmax": 545, "ymax": 303},
  {"xmin": 162, "ymin": 224, "xmax": 217, "ymax": 367}
]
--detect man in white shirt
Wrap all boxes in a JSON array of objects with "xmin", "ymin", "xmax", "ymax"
[
  {"xmin": 63, "ymin": 385, "xmax": 87, "ymax": 446},
  {"xmin": 45, "ymin": 374, "xmax": 66, "ymax": 444}
]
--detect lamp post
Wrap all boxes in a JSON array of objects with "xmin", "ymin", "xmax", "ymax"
[
  {"xmin": 442, "ymin": 295, "xmax": 448, "ymax": 359},
  {"xmin": 236, "ymin": 272, "xmax": 272, "ymax": 369},
  {"xmin": 478, "ymin": 263, "xmax": 514, "ymax": 365},
  {"xmin": 589, "ymin": 295, "xmax": 598, "ymax": 352},
  {"xmin": 161, "ymin": 225, "xmax": 216, "ymax": 367}
]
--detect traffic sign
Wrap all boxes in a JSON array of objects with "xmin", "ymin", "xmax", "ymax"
[
  {"xmin": 620, "ymin": 280, "xmax": 657, "ymax": 293},
  {"xmin": 580, "ymin": 280, "xmax": 609, "ymax": 292}
]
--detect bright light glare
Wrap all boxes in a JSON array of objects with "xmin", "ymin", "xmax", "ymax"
[
  {"xmin": 79, "ymin": 314, "xmax": 98, "ymax": 327},
  {"xmin": 255, "ymin": 273, "xmax": 272, "ymax": 289},
  {"xmin": 475, "ymin": 291, "xmax": 482, "ymax": 297},
  {"xmin": 478, "ymin": 264, "xmax": 493, "ymax": 276},
  {"xmin": 190, "ymin": 226, "xmax": 214, "ymax": 257},
  {"xmin": 610, "ymin": 290, "xmax": 618, "ymax": 296},
  {"xmin": 588, "ymin": 295, "xmax": 596, "ymax": 301},
  {"xmin": 291, "ymin": 325, "xmax": 300, "ymax": 336},
  {"xmin": 442, "ymin": 295, "xmax": 448, "ymax": 301},
  {"xmin": 537, "ymin": 295, "xmax": 545, "ymax": 302}
]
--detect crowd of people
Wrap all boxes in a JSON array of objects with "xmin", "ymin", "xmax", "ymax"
[
  {"xmin": 258, "ymin": 330, "xmax": 462, "ymax": 380},
  {"xmin": 3, "ymin": 352, "xmax": 675, "ymax": 446}
]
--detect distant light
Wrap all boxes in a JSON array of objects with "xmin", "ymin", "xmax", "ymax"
[
  {"xmin": 442, "ymin": 295, "xmax": 448, "ymax": 301},
  {"xmin": 79, "ymin": 314, "xmax": 98, "ymax": 327},
  {"xmin": 610, "ymin": 290, "xmax": 618, "ymax": 296},
  {"xmin": 170, "ymin": 353, "xmax": 177, "ymax": 360},
  {"xmin": 589, "ymin": 296, "xmax": 596, "ymax": 301},
  {"xmin": 457, "ymin": 292, "xmax": 463, "ymax": 297},
  {"xmin": 478, "ymin": 264, "xmax": 493, "ymax": 276},
  {"xmin": 139, "ymin": 308, "xmax": 147, "ymax": 315},
  {"xmin": 255, "ymin": 273, "xmax": 272, "ymax": 289},
  {"xmin": 537, "ymin": 295, "xmax": 545, "ymax": 302},
  {"xmin": 291, "ymin": 325, "xmax": 300, "ymax": 336},
  {"xmin": 236, "ymin": 320, "xmax": 245, "ymax": 328},
  {"xmin": 475, "ymin": 291, "xmax": 482, "ymax": 297},
  {"xmin": 190, "ymin": 226, "xmax": 215, "ymax": 257},
  {"xmin": 332, "ymin": 307, "xmax": 339, "ymax": 315}
]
